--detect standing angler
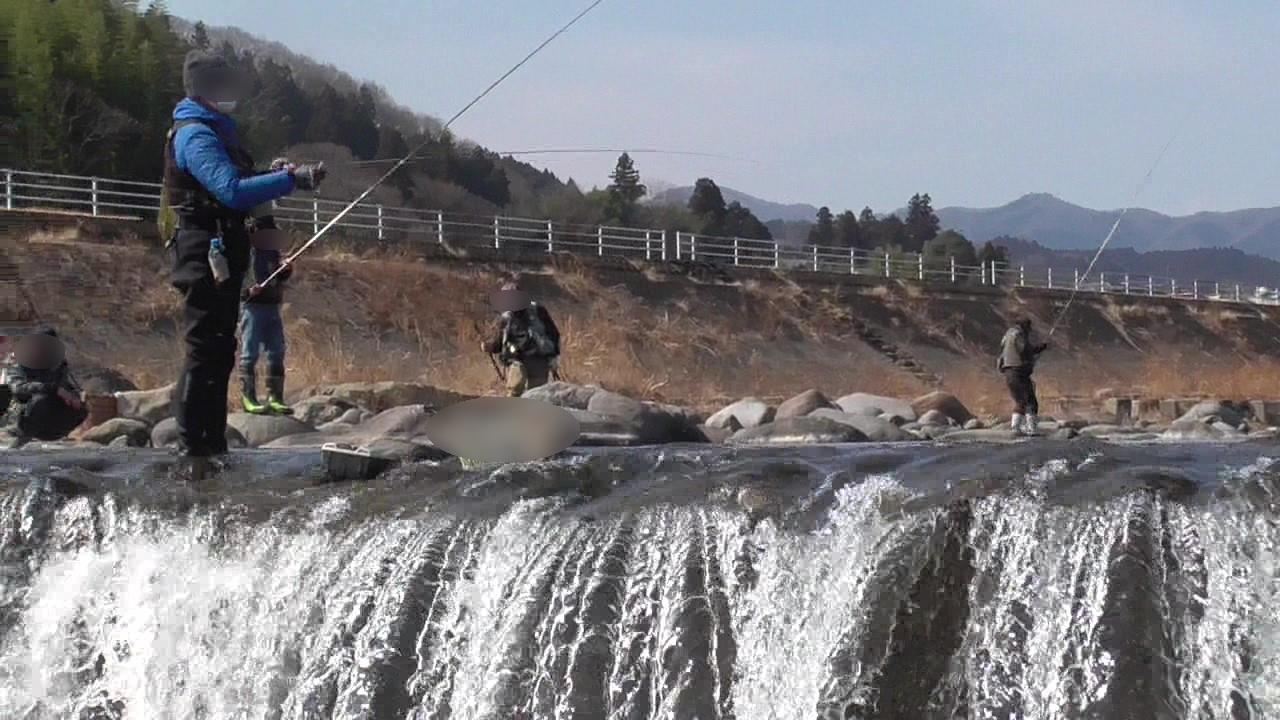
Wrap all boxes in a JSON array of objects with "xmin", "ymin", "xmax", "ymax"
[
  {"xmin": 482, "ymin": 281, "xmax": 562, "ymax": 396},
  {"xmin": 240, "ymin": 228, "xmax": 295, "ymax": 416},
  {"xmin": 163, "ymin": 50, "xmax": 325, "ymax": 476},
  {"xmin": 997, "ymin": 317, "xmax": 1048, "ymax": 436}
]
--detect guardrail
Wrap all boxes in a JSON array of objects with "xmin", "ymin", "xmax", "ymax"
[{"xmin": 4, "ymin": 167, "xmax": 1275, "ymax": 306}]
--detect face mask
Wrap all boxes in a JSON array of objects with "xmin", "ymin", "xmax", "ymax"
[{"xmin": 214, "ymin": 100, "xmax": 238, "ymax": 113}]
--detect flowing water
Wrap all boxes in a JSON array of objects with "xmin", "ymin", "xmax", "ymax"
[{"xmin": 0, "ymin": 440, "xmax": 1277, "ymax": 719}]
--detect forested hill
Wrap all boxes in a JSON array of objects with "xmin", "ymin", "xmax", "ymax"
[{"xmin": 3, "ymin": 0, "xmax": 576, "ymax": 218}]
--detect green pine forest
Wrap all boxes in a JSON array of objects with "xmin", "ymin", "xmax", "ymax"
[{"xmin": 2, "ymin": 0, "xmax": 994, "ymax": 260}]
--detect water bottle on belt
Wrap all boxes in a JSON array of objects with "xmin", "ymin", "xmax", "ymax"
[{"xmin": 208, "ymin": 237, "xmax": 231, "ymax": 285}]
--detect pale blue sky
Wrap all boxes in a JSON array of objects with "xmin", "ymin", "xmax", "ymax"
[{"xmin": 163, "ymin": 0, "xmax": 1279, "ymax": 215}]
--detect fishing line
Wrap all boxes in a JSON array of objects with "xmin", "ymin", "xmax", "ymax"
[
  {"xmin": 343, "ymin": 147, "xmax": 757, "ymax": 167},
  {"xmin": 1046, "ymin": 115, "xmax": 1190, "ymax": 337},
  {"xmin": 252, "ymin": 0, "xmax": 608, "ymax": 291}
]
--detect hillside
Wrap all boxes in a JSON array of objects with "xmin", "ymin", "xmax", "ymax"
[
  {"xmin": 9, "ymin": 213, "xmax": 1280, "ymax": 419},
  {"xmin": 650, "ymin": 185, "xmax": 820, "ymax": 223},
  {"xmin": 938, "ymin": 193, "xmax": 1280, "ymax": 259},
  {"xmin": 997, "ymin": 238, "xmax": 1280, "ymax": 289}
]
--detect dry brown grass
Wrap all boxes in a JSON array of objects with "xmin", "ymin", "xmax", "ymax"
[{"xmin": 10, "ymin": 219, "xmax": 1280, "ymax": 419}]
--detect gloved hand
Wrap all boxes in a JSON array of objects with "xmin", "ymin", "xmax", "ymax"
[
  {"xmin": 291, "ymin": 162, "xmax": 327, "ymax": 191},
  {"xmin": 270, "ymin": 157, "xmax": 291, "ymax": 171}
]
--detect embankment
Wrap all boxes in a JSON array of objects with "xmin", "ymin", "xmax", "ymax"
[{"xmin": 5, "ymin": 211, "xmax": 1280, "ymax": 417}]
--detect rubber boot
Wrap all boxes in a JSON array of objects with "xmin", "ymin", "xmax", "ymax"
[
  {"xmin": 266, "ymin": 374, "xmax": 293, "ymax": 416},
  {"xmin": 240, "ymin": 367, "xmax": 266, "ymax": 415},
  {"xmin": 1025, "ymin": 414, "xmax": 1039, "ymax": 437},
  {"xmin": 1011, "ymin": 413, "xmax": 1024, "ymax": 436}
]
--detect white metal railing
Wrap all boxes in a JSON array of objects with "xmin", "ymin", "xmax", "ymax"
[{"xmin": 3, "ymin": 167, "xmax": 1275, "ymax": 306}]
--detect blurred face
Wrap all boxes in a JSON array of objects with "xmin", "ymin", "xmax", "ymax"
[
  {"xmin": 205, "ymin": 67, "xmax": 248, "ymax": 113},
  {"xmin": 14, "ymin": 334, "xmax": 64, "ymax": 370}
]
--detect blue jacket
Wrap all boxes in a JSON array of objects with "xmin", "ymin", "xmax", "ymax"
[{"xmin": 172, "ymin": 98, "xmax": 295, "ymax": 212}]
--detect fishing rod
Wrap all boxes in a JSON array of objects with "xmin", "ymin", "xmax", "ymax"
[
  {"xmin": 1046, "ymin": 117, "xmax": 1189, "ymax": 337},
  {"xmin": 251, "ymin": 0, "xmax": 609, "ymax": 293},
  {"xmin": 342, "ymin": 147, "xmax": 758, "ymax": 167}
]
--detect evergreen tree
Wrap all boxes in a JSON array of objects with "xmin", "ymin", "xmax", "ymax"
[
  {"xmin": 904, "ymin": 193, "xmax": 940, "ymax": 252},
  {"xmin": 688, "ymin": 177, "xmax": 727, "ymax": 220},
  {"xmin": 604, "ymin": 152, "xmax": 646, "ymax": 225},
  {"xmin": 191, "ymin": 21, "xmax": 210, "ymax": 49},
  {"xmin": 721, "ymin": 201, "xmax": 773, "ymax": 240},
  {"xmin": 836, "ymin": 210, "xmax": 861, "ymax": 249},
  {"xmin": 923, "ymin": 229, "xmax": 977, "ymax": 270},
  {"xmin": 808, "ymin": 206, "xmax": 836, "ymax": 245},
  {"xmin": 345, "ymin": 84, "xmax": 380, "ymax": 160}
]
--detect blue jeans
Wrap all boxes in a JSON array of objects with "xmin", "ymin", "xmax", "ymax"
[{"xmin": 240, "ymin": 303, "xmax": 286, "ymax": 376}]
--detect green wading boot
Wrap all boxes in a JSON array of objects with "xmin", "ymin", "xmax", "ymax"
[
  {"xmin": 266, "ymin": 375, "xmax": 294, "ymax": 416},
  {"xmin": 240, "ymin": 369, "xmax": 267, "ymax": 415}
]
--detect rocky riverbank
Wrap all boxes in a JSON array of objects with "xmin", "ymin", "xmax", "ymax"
[{"xmin": 4, "ymin": 379, "xmax": 1278, "ymax": 471}]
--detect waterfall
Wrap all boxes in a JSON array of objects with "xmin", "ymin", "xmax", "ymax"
[{"xmin": 0, "ymin": 449, "xmax": 1277, "ymax": 719}]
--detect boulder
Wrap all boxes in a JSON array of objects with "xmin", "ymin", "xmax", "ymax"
[
  {"xmin": 150, "ymin": 418, "xmax": 246, "ymax": 449},
  {"xmin": 808, "ymin": 408, "xmax": 915, "ymax": 442},
  {"xmin": 107, "ymin": 435, "xmax": 133, "ymax": 449},
  {"xmin": 731, "ymin": 416, "xmax": 869, "ymax": 445},
  {"xmin": 836, "ymin": 393, "xmax": 917, "ymax": 423},
  {"xmin": 775, "ymin": 389, "xmax": 836, "ymax": 420},
  {"xmin": 1174, "ymin": 400, "xmax": 1248, "ymax": 428},
  {"xmin": 226, "ymin": 413, "xmax": 316, "ymax": 448},
  {"xmin": 910, "ymin": 391, "xmax": 974, "ymax": 426},
  {"xmin": 586, "ymin": 390, "xmax": 707, "ymax": 443},
  {"xmin": 568, "ymin": 409, "xmax": 646, "ymax": 446},
  {"xmin": 1163, "ymin": 418, "xmax": 1246, "ymax": 441},
  {"xmin": 706, "ymin": 397, "xmax": 775, "ymax": 430},
  {"xmin": 521, "ymin": 382, "xmax": 601, "ymax": 410},
  {"xmin": 75, "ymin": 365, "xmax": 137, "ymax": 395},
  {"xmin": 337, "ymin": 408, "xmax": 365, "ymax": 425},
  {"xmin": 291, "ymin": 395, "xmax": 359, "ymax": 427},
  {"xmin": 264, "ymin": 405, "xmax": 437, "ymax": 449},
  {"xmin": 1051, "ymin": 427, "xmax": 1080, "ymax": 441},
  {"xmin": 297, "ymin": 382, "xmax": 471, "ymax": 414},
  {"xmin": 917, "ymin": 409, "xmax": 951, "ymax": 427},
  {"xmin": 700, "ymin": 425, "xmax": 734, "ymax": 444},
  {"xmin": 80, "ymin": 418, "xmax": 150, "ymax": 447},
  {"xmin": 115, "ymin": 384, "xmax": 175, "ymax": 425},
  {"xmin": 964, "ymin": 418, "xmax": 985, "ymax": 430}
]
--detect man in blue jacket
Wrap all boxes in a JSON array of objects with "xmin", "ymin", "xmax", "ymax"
[{"xmin": 164, "ymin": 50, "xmax": 325, "ymax": 475}]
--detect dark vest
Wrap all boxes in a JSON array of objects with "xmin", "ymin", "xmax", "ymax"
[{"xmin": 162, "ymin": 118, "xmax": 256, "ymax": 233}]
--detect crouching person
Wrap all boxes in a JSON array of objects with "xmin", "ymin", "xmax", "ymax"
[
  {"xmin": 482, "ymin": 282, "xmax": 561, "ymax": 397},
  {"xmin": 6, "ymin": 328, "xmax": 86, "ymax": 442},
  {"xmin": 240, "ymin": 227, "xmax": 294, "ymax": 415}
]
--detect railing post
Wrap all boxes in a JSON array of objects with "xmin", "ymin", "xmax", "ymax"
[
  {"xmin": 884, "ymin": 253, "xmax": 891, "ymax": 278},
  {"xmin": 773, "ymin": 242, "xmax": 779, "ymax": 269},
  {"xmin": 812, "ymin": 245, "xmax": 819, "ymax": 272},
  {"xmin": 644, "ymin": 230, "xmax": 652, "ymax": 261},
  {"xmin": 312, "ymin": 198, "xmax": 319, "ymax": 235},
  {"xmin": 1100, "ymin": 271, "xmax": 1106, "ymax": 293},
  {"xmin": 1019, "ymin": 264, "xmax": 1025, "ymax": 287},
  {"xmin": 5, "ymin": 170, "xmax": 12, "ymax": 210},
  {"xmin": 493, "ymin": 216, "xmax": 501, "ymax": 249},
  {"xmin": 734, "ymin": 237, "xmax": 740, "ymax": 266},
  {"xmin": 918, "ymin": 253, "xmax": 924, "ymax": 281},
  {"xmin": 675, "ymin": 232, "xmax": 682, "ymax": 260},
  {"xmin": 1171, "ymin": 279, "xmax": 1177, "ymax": 297},
  {"xmin": 661, "ymin": 230, "xmax": 668, "ymax": 261},
  {"xmin": 597, "ymin": 225, "xmax": 604, "ymax": 256},
  {"xmin": 436, "ymin": 211, "xmax": 445, "ymax": 244},
  {"xmin": 1236, "ymin": 284, "xmax": 1241, "ymax": 301},
  {"xmin": 1047, "ymin": 267, "xmax": 1053, "ymax": 289},
  {"xmin": 1124, "ymin": 274, "xmax": 1130, "ymax": 295},
  {"xmin": 1148, "ymin": 276, "xmax": 1154, "ymax": 297},
  {"xmin": 981, "ymin": 261, "xmax": 987, "ymax": 285},
  {"xmin": 376, "ymin": 205, "xmax": 385, "ymax": 241},
  {"xmin": 1215, "ymin": 281, "xmax": 1220, "ymax": 299},
  {"xmin": 91, "ymin": 177, "xmax": 99, "ymax": 216},
  {"xmin": 1074, "ymin": 268, "xmax": 1080, "ymax": 290},
  {"xmin": 950, "ymin": 256, "xmax": 956, "ymax": 283},
  {"xmin": 1193, "ymin": 280, "xmax": 1198, "ymax": 299},
  {"xmin": 850, "ymin": 247, "xmax": 857, "ymax": 275},
  {"xmin": 546, "ymin": 220, "xmax": 554, "ymax": 254}
]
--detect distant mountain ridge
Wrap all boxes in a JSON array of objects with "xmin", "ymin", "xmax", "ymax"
[
  {"xmin": 649, "ymin": 185, "xmax": 820, "ymax": 223},
  {"xmin": 937, "ymin": 193, "xmax": 1280, "ymax": 260}
]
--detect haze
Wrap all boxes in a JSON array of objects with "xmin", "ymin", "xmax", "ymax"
[{"xmin": 162, "ymin": 0, "xmax": 1280, "ymax": 216}]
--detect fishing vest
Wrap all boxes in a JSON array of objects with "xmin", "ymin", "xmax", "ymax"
[
  {"xmin": 159, "ymin": 118, "xmax": 256, "ymax": 244},
  {"xmin": 501, "ymin": 304, "xmax": 557, "ymax": 361},
  {"xmin": 997, "ymin": 327, "xmax": 1037, "ymax": 371}
]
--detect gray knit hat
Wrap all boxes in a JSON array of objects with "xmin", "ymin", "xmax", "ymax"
[{"xmin": 183, "ymin": 50, "xmax": 241, "ymax": 99}]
